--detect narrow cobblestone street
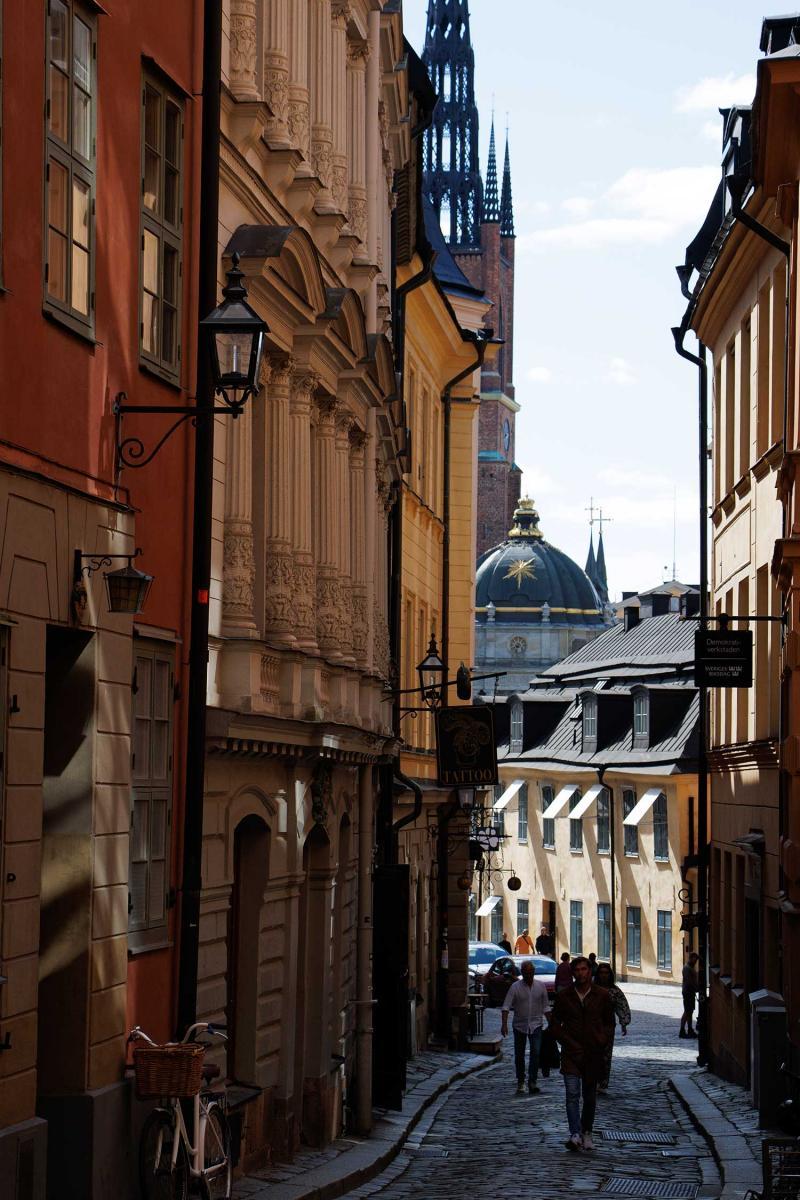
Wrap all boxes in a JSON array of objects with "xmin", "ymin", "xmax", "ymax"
[{"xmin": 342, "ymin": 985, "xmax": 720, "ymax": 1199}]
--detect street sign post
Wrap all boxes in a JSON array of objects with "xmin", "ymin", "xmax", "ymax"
[
  {"xmin": 694, "ymin": 628, "xmax": 753, "ymax": 688},
  {"xmin": 435, "ymin": 706, "xmax": 498, "ymax": 787}
]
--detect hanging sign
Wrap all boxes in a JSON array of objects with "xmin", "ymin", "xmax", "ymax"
[
  {"xmin": 436, "ymin": 706, "xmax": 498, "ymax": 787},
  {"xmin": 694, "ymin": 629, "xmax": 753, "ymax": 688}
]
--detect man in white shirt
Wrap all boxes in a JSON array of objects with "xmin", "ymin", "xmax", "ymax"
[{"xmin": 500, "ymin": 960, "xmax": 549, "ymax": 1095}]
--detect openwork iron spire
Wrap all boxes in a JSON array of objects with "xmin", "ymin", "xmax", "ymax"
[
  {"xmin": 484, "ymin": 118, "xmax": 499, "ymax": 222},
  {"xmin": 422, "ymin": 0, "xmax": 484, "ymax": 247},
  {"xmin": 500, "ymin": 132, "xmax": 515, "ymax": 237}
]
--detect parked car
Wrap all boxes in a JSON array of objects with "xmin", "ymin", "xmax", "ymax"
[
  {"xmin": 478, "ymin": 954, "xmax": 558, "ymax": 1007},
  {"xmin": 468, "ymin": 941, "xmax": 510, "ymax": 985}
]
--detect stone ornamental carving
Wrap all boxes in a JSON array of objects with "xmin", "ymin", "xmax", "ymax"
[
  {"xmin": 331, "ymin": 0, "xmax": 351, "ymax": 20},
  {"xmin": 264, "ymin": 552, "xmax": 296, "ymax": 633},
  {"xmin": 347, "ymin": 39, "xmax": 369, "ymax": 66},
  {"xmin": 348, "ymin": 195, "xmax": 367, "ymax": 245},
  {"xmin": 316, "ymin": 573, "xmax": 342, "ymax": 648},
  {"xmin": 310, "ymin": 137, "xmax": 333, "ymax": 190},
  {"xmin": 332, "ymin": 163, "xmax": 349, "ymax": 217},
  {"xmin": 263, "ymin": 56, "xmax": 289, "ymax": 131},
  {"xmin": 260, "ymin": 655, "xmax": 280, "ymax": 706},
  {"xmin": 223, "ymin": 524, "xmax": 255, "ymax": 615},
  {"xmin": 352, "ymin": 591, "xmax": 368, "ymax": 662},
  {"xmin": 311, "ymin": 760, "xmax": 333, "ymax": 826},
  {"xmin": 288, "ymin": 100, "xmax": 309, "ymax": 156},
  {"xmin": 372, "ymin": 601, "xmax": 391, "ymax": 680},
  {"xmin": 229, "ymin": 1, "xmax": 258, "ymax": 99},
  {"xmin": 291, "ymin": 561, "xmax": 316, "ymax": 642}
]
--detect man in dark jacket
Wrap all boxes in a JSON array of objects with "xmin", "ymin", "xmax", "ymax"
[
  {"xmin": 535, "ymin": 925, "xmax": 554, "ymax": 956},
  {"xmin": 548, "ymin": 956, "xmax": 615, "ymax": 1152}
]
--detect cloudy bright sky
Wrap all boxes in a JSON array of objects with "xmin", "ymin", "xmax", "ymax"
[{"xmin": 403, "ymin": 0, "xmax": 762, "ymax": 599}]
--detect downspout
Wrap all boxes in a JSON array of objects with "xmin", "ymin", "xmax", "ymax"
[
  {"xmin": 391, "ymin": 769, "xmax": 424, "ymax": 857},
  {"xmin": 597, "ymin": 767, "xmax": 617, "ymax": 978},
  {"xmin": 355, "ymin": 763, "xmax": 375, "ymax": 1135},
  {"xmin": 672, "ymin": 318, "xmax": 710, "ymax": 1068}
]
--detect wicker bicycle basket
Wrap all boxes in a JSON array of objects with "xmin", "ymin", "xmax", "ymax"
[{"xmin": 133, "ymin": 1043, "xmax": 205, "ymax": 1099}]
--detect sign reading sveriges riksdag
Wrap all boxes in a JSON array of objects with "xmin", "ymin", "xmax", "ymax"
[
  {"xmin": 436, "ymin": 706, "xmax": 498, "ymax": 788},
  {"xmin": 694, "ymin": 628, "xmax": 753, "ymax": 688}
]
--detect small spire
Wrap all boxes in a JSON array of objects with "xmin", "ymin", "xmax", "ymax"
[
  {"xmin": 585, "ymin": 533, "xmax": 597, "ymax": 583},
  {"xmin": 484, "ymin": 117, "xmax": 500, "ymax": 222},
  {"xmin": 500, "ymin": 131, "xmax": 515, "ymax": 237},
  {"xmin": 595, "ymin": 530, "xmax": 609, "ymax": 604}
]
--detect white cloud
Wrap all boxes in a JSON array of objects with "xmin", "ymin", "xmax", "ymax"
[
  {"xmin": 562, "ymin": 196, "xmax": 594, "ymax": 217},
  {"xmin": 606, "ymin": 357, "xmax": 637, "ymax": 386},
  {"xmin": 526, "ymin": 366, "xmax": 553, "ymax": 383},
  {"xmin": 521, "ymin": 466, "xmax": 563, "ymax": 496},
  {"xmin": 518, "ymin": 165, "xmax": 718, "ymax": 254},
  {"xmin": 674, "ymin": 72, "xmax": 756, "ymax": 114},
  {"xmin": 701, "ymin": 118, "xmax": 721, "ymax": 145},
  {"xmin": 597, "ymin": 465, "xmax": 675, "ymax": 490}
]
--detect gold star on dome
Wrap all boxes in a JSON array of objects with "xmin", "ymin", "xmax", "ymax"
[{"xmin": 504, "ymin": 558, "xmax": 536, "ymax": 587}]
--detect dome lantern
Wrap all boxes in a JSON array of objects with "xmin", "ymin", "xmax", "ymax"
[{"xmin": 508, "ymin": 497, "xmax": 543, "ymax": 540}]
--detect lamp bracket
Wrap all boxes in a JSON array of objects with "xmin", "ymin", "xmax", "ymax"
[
  {"xmin": 76, "ymin": 547, "xmax": 143, "ymax": 578},
  {"xmin": 114, "ymin": 390, "xmax": 250, "ymax": 471},
  {"xmin": 384, "ymin": 670, "xmax": 506, "ymax": 701}
]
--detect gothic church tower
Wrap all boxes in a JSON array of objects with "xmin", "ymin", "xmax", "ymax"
[{"xmin": 422, "ymin": 0, "xmax": 519, "ymax": 557}]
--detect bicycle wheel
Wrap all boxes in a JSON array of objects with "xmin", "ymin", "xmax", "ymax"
[
  {"xmin": 201, "ymin": 1103, "xmax": 232, "ymax": 1200},
  {"xmin": 139, "ymin": 1108, "xmax": 189, "ymax": 1200}
]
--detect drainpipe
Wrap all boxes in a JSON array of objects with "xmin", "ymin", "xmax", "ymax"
[
  {"xmin": 598, "ymin": 768, "xmax": 617, "ymax": 977},
  {"xmin": 355, "ymin": 763, "xmax": 375, "ymax": 1134},
  {"xmin": 672, "ymin": 320, "xmax": 710, "ymax": 1068},
  {"xmin": 176, "ymin": 0, "xmax": 222, "ymax": 1038},
  {"xmin": 392, "ymin": 768, "xmax": 424, "ymax": 846}
]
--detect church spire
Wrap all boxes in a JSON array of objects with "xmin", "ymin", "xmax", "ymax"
[
  {"xmin": 484, "ymin": 117, "xmax": 499, "ymax": 222},
  {"xmin": 422, "ymin": 0, "xmax": 483, "ymax": 247},
  {"xmin": 595, "ymin": 530, "xmax": 609, "ymax": 604},
  {"xmin": 500, "ymin": 130, "xmax": 515, "ymax": 237},
  {"xmin": 585, "ymin": 533, "xmax": 597, "ymax": 585}
]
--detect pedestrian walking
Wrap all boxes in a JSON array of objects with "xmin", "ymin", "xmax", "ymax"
[
  {"xmin": 594, "ymin": 963, "xmax": 630, "ymax": 1090},
  {"xmin": 514, "ymin": 928, "xmax": 534, "ymax": 955},
  {"xmin": 554, "ymin": 952, "xmax": 573, "ymax": 992},
  {"xmin": 535, "ymin": 925, "xmax": 554, "ymax": 956},
  {"xmin": 498, "ymin": 931, "xmax": 513, "ymax": 953},
  {"xmin": 680, "ymin": 952, "xmax": 700, "ymax": 1039},
  {"xmin": 549, "ymin": 955, "xmax": 614, "ymax": 1153},
  {"xmin": 500, "ymin": 959, "xmax": 549, "ymax": 1095},
  {"xmin": 588, "ymin": 952, "xmax": 599, "ymax": 978}
]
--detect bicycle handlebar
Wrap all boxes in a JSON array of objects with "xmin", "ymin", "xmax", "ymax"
[{"xmin": 127, "ymin": 1021, "xmax": 228, "ymax": 1047}]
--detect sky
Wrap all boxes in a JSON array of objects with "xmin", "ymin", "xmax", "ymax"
[{"xmin": 403, "ymin": 0, "xmax": 764, "ymax": 600}]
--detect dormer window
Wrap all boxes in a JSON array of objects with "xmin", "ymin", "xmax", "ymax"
[
  {"xmin": 633, "ymin": 692, "xmax": 649, "ymax": 742},
  {"xmin": 582, "ymin": 695, "xmax": 597, "ymax": 746},
  {"xmin": 510, "ymin": 701, "xmax": 523, "ymax": 753}
]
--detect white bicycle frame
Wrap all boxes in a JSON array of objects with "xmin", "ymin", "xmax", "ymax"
[{"xmin": 132, "ymin": 1021, "xmax": 228, "ymax": 1186}]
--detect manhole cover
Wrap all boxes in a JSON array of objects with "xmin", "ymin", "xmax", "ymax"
[
  {"xmin": 602, "ymin": 1181, "xmax": 698, "ymax": 1198},
  {"xmin": 600, "ymin": 1131, "xmax": 677, "ymax": 1146}
]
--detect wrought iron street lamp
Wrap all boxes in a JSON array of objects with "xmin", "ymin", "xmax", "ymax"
[
  {"xmin": 417, "ymin": 632, "xmax": 446, "ymax": 709},
  {"xmin": 200, "ymin": 252, "xmax": 266, "ymax": 413},
  {"xmin": 73, "ymin": 548, "xmax": 153, "ymax": 618}
]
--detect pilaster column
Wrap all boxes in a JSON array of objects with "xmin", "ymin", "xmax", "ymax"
[
  {"xmin": 349, "ymin": 426, "xmax": 369, "ymax": 668},
  {"xmin": 222, "ymin": 393, "xmax": 257, "ymax": 635},
  {"xmin": 365, "ymin": 8, "xmax": 380, "ymax": 331},
  {"xmin": 330, "ymin": 2, "xmax": 350, "ymax": 216},
  {"xmin": 335, "ymin": 409, "xmax": 354, "ymax": 662},
  {"xmin": 289, "ymin": 369, "xmax": 318, "ymax": 651},
  {"xmin": 229, "ymin": 0, "xmax": 259, "ymax": 101},
  {"xmin": 287, "ymin": 0, "xmax": 310, "ymax": 158},
  {"xmin": 310, "ymin": 0, "xmax": 335, "ymax": 206},
  {"xmin": 263, "ymin": 0, "xmax": 290, "ymax": 146},
  {"xmin": 314, "ymin": 396, "xmax": 343, "ymax": 659},
  {"xmin": 263, "ymin": 358, "xmax": 296, "ymax": 647},
  {"xmin": 347, "ymin": 39, "xmax": 369, "ymax": 254},
  {"xmin": 372, "ymin": 462, "xmax": 393, "ymax": 679}
]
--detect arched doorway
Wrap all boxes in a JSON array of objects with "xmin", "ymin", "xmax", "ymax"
[{"xmin": 227, "ymin": 814, "xmax": 269, "ymax": 1083}]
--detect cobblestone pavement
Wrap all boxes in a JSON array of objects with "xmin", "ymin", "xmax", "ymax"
[{"xmin": 342, "ymin": 983, "xmax": 721, "ymax": 1199}]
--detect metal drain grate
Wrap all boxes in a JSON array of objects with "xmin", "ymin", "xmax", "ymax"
[
  {"xmin": 602, "ymin": 1180, "xmax": 698, "ymax": 1198},
  {"xmin": 600, "ymin": 1131, "xmax": 677, "ymax": 1146},
  {"xmin": 411, "ymin": 1147, "xmax": 449, "ymax": 1158}
]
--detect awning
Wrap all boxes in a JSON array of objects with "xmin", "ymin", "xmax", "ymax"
[
  {"xmin": 622, "ymin": 787, "xmax": 664, "ymax": 826},
  {"xmin": 475, "ymin": 894, "xmax": 502, "ymax": 917},
  {"xmin": 569, "ymin": 783, "xmax": 605, "ymax": 820},
  {"xmin": 493, "ymin": 779, "xmax": 525, "ymax": 811},
  {"xmin": 542, "ymin": 783, "xmax": 580, "ymax": 819}
]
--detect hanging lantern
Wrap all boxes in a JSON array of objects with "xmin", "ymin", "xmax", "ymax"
[{"xmin": 507, "ymin": 869, "xmax": 522, "ymax": 892}]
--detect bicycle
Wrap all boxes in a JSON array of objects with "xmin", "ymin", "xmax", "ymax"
[{"xmin": 129, "ymin": 1021, "xmax": 232, "ymax": 1200}]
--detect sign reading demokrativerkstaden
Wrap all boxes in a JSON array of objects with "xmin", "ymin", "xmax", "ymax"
[
  {"xmin": 694, "ymin": 628, "xmax": 753, "ymax": 688},
  {"xmin": 435, "ymin": 706, "xmax": 498, "ymax": 788}
]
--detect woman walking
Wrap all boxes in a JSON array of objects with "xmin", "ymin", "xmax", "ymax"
[{"xmin": 594, "ymin": 963, "xmax": 630, "ymax": 1091}]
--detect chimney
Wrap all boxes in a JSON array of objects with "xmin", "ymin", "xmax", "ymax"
[
  {"xmin": 760, "ymin": 15, "xmax": 800, "ymax": 55},
  {"xmin": 650, "ymin": 593, "xmax": 671, "ymax": 617},
  {"xmin": 681, "ymin": 591, "xmax": 701, "ymax": 618},
  {"xmin": 621, "ymin": 591, "xmax": 636, "ymax": 602},
  {"xmin": 624, "ymin": 606, "xmax": 641, "ymax": 632}
]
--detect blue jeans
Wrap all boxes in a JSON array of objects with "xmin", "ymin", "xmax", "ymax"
[
  {"xmin": 564, "ymin": 1072, "xmax": 597, "ymax": 1135},
  {"xmin": 513, "ymin": 1027, "xmax": 542, "ymax": 1085}
]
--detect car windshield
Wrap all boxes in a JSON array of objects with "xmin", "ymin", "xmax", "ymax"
[
  {"xmin": 511, "ymin": 955, "xmax": 557, "ymax": 973},
  {"xmin": 469, "ymin": 944, "xmax": 504, "ymax": 966}
]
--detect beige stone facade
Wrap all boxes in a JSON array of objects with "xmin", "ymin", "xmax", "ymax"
[{"xmin": 201, "ymin": 0, "xmax": 409, "ymax": 1160}]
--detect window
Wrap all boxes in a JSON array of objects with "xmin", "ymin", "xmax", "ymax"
[
  {"xmin": 45, "ymin": 0, "xmax": 96, "ymax": 331},
  {"xmin": 494, "ymin": 805, "xmax": 505, "ymax": 839},
  {"xmin": 597, "ymin": 788, "xmax": 610, "ymax": 853},
  {"xmin": 626, "ymin": 906, "xmax": 641, "ymax": 967},
  {"xmin": 490, "ymin": 901, "xmax": 503, "ymax": 946},
  {"xmin": 633, "ymin": 692, "xmax": 649, "ymax": 739},
  {"xmin": 657, "ymin": 910, "xmax": 672, "ymax": 971},
  {"xmin": 582, "ymin": 694, "xmax": 597, "ymax": 743},
  {"xmin": 597, "ymin": 902, "xmax": 611, "ymax": 960},
  {"xmin": 623, "ymin": 789, "xmax": 638, "ymax": 856},
  {"xmin": 510, "ymin": 702, "xmax": 523, "ymax": 753},
  {"xmin": 468, "ymin": 894, "xmax": 477, "ymax": 942},
  {"xmin": 653, "ymin": 793, "xmax": 669, "ymax": 861},
  {"xmin": 129, "ymin": 643, "xmax": 174, "ymax": 946},
  {"xmin": 570, "ymin": 900, "xmax": 583, "ymax": 955},
  {"xmin": 516, "ymin": 899, "xmax": 529, "ymax": 936},
  {"xmin": 517, "ymin": 783, "xmax": 528, "ymax": 842},
  {"xmin": 140, "ymin": 74, "xmax": 184, "ymax": 379},
  {"xmin": 542, "ymin": 785, "xmax": 555, "ymax": 849},
  {"xmin": 569, "ymin": 788, "xmax": 583, "ymax": 852}
]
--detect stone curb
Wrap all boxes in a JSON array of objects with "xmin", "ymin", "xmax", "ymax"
[
  {"xmin": 669, "ymin": 1072, "xmax": 762, "ymax": 1199},
  {"xmin": 237, "ymin": 1052, "xmax": 500, "ymax": 1200}
]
